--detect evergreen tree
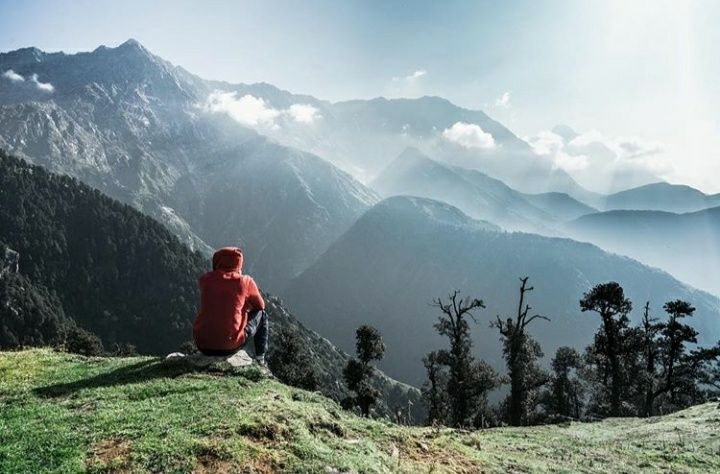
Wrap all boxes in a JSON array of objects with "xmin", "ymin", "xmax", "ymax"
[
  {"xmin": 579, "ymin": 282, "xmax": 632, "ymax": 416},
  {"xmin": 343, "ymin": 325, "xmax": 385, "ymax": 417},
  {"xmin": 546, "ymin": 346, "xmax": 584, "ymax": 419},
  {"xmin": 0, "ymin": 269, "xmax": 68, "ymax": 350},
  {"xmin": 644, "ymin": 301, "xmax": 720, "ymax": 413},
  {"xmin": 268, "ymin": 327, "xmax": 319, "ymax": 391},
  {"xmin": 422, "ymin": 351, "xmax": 449, "ymax": 424}
]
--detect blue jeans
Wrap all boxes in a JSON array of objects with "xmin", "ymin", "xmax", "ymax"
[{"xmin": 242, "ymin": 309, "xmax": 269, "ymax": 358}]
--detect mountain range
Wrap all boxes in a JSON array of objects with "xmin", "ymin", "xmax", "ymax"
[
  {"xmin": 1, "ymin": 39, "xmax": 719, "ymax": 392},
  {"xmin": 284, "ymin": 196, "xmax": 720, "ymax": 384},
  {"xmin": 0, "ymin": 39, "xmax": 378, "ymax": 290}
]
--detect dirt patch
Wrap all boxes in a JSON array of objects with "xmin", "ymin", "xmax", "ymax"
[
  {"xmin": 193, "ymin": 453, "xmax": 234, "ymax": 474},
  {"xmin": 88, "ymin": 438, "xmax": 132, "ymax": 473},
  {"xmin": 242, "ymin": 451, "xmax": 282, "ymax": 474},
  {"xmin": 398, "ymin": 439, "xmax": 482, "ymax": 473},
  {"xmin": 237, "ymin": 422, "xmax": 288, "ymax": 441},
  {"xmin": 309, "ymin": 419, "xmax": 347, "ymax": 438}
]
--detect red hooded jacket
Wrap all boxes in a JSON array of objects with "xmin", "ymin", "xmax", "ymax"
[{"xmin": 192, "ymin": 247, "xmax": 265, "ymax": 351}]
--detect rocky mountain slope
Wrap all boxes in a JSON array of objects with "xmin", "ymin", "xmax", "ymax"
[
  {"xmin": 284, "ymin": 196, "xmax": 720, "ymax": 385},
  {"xmin": 2, "ymin": 349, "xmax": 718, "ymax": 473},
  {"xmin": 0, "ymin": 40, "xmax": 379, "ymax": 290}
]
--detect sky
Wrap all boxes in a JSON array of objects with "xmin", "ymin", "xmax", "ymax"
[{"xmin": 1, "ymin": 0, "xmax": 719, "ymax": 192}]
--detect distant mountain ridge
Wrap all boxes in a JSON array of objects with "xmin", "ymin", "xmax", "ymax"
[
  {"xmin": 566, "ymin": 206, "xmax": 720, "ymax": 297},
  {"xmin": 600, "ymin": 182, "xmax": 720, "ymax": 213},
  {"xmin": 372, "ymin": 147, "xmax": 559, "ymax": 234}
]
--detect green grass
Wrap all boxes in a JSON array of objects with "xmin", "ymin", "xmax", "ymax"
[{"xmin": 1, "ymin": 350, "xmax": 719, "ymax": 473}]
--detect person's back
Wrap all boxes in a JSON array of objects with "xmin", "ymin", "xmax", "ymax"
[{"xmin": 192, "ymin": 247, "xmax": 268, "ymax": 361}]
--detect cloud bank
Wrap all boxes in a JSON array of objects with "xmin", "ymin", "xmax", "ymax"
[
  {"xmin": 525, "ymin": 126, "xmax": 669, "ymax": 192},
  {"xmin": 202, "ymin": 91, "xmax": 322, "ymax": 129},
  {"xmin": 442, "ymin": 122, "xmax": 496, "ymax": 149}
]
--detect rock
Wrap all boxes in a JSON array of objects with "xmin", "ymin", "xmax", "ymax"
[
  {"xmin": 165, "ymin": 350, "xmax": 255, "ymax": 371},
  {"xmin": 165, "ymin": 352, "xmax": 186, "ymax": 359},
  {"xmin": 1, "ymin": 247, "xmax": 20, "ymax": 278},
  {"xmin": 324, "ymin": 467, "xmax": 355, "ymax": 474},
  {"xmin": 224, "ymin": 351, "xmax": 254, "ymax": 368},
  {"xmin": 389, "ymin": 444, "xmax": 400, "ymax": 459}
]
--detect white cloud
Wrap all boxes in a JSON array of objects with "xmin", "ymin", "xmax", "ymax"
[
  {"xmin": 4, "ymin": 70, "xmax": 54, "ymax": 92},
  {"xmin": 526, "ymin": 130, "xmax": 564, "ymax": 156},
  {"xmin": 526, "ymin": 127, "xmax": 669, "ymax": 192},
  {"xmin": 202, "ymin": 91, "xmax": 321, "ymax": 129},
  {"xmin": 2, "ymin": 69, "xmax": 24, "ymax": 82},
  {"xmin": 287, "ymin": 104, "xmax": 322, "ymax": 124},
  {"xmin": 442, "ymin": 122, "xmax": 496, "ymax": 149},
  {"xmin": 30, "ymin": 73, "xmax": 54, "ymax": 92},
  {"xmin": 392, "ymin": 69, "xmax": 427, "ymax": 83},
  {"xmin": 204, "ymin": 92, "xmax": 279, "ymax": 128},
  {"xmin": 495, "ymin": 91, "xmax": 511, "ymax": 108}
]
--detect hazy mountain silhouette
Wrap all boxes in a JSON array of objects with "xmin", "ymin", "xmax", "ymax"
[
  {"xmin": 566, "ymin": 206, "xmax": 720, "ymax": 297},
  {"xmin": 602, "ymin": 182, "xmax": 720, "ymax": 213},
  {"xmin": 372, "ymin": 147, "xmax": 561, "ymax": 234}
]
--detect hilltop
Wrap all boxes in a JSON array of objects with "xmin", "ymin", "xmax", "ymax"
[{"xmin": 1, "ymin": 349, "xmax": 719, "ymax": 473}]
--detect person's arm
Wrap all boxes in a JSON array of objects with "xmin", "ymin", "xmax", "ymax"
[{"xmin": 246, "ymin": 276, "xmax": 265, "ymax": 311}]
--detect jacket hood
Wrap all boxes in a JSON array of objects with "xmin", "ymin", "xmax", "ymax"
[{"xmin": 212, "ymin": 247, "xmax": 244, "ymax": 273}]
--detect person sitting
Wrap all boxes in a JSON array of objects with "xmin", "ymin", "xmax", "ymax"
[{"xmin": 192, "ymin": 247, "xmax": 268, "ymax": 364}]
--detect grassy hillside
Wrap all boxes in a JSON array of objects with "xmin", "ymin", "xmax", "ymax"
[{"xmin": 1, "ymin": 350, "xmax": 719, "ymax": 473}]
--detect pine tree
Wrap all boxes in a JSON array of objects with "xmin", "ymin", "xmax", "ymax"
[
  {"xmin": 546, "ymin": 346, "xmax": 583, "ymax": 419},
  {"xmin": 579, "ymin": 282, "xmax": 632, "ymax": 416}
]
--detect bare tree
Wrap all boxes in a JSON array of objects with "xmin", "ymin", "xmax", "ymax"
[{"xmin": 429, "ymin": 291, "xmax": 498, "ymax": 427}]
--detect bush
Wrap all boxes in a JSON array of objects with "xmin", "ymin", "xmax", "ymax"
[{"xmin": 65, "ymin": 326, "xmax": 104, "ymax": 356}]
